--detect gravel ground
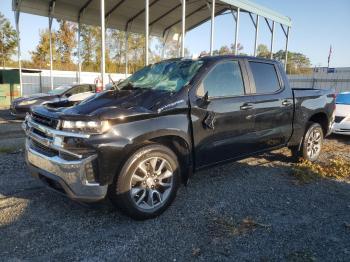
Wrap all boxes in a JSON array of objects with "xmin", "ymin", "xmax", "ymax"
[
  {"xmin": 0, "ymin": 109, "xmax": 24, "ymax": 151},
  {"xmin": 0, "ymin": 115, "xmax": 349, "ymax": 261}
]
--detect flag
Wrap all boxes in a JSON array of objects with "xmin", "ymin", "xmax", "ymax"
[{"xmin": 327, "ymin": 45, "xmax": 332, "ymax": 67}]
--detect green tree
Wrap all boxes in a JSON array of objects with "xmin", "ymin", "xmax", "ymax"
[
  {"xmin": 30, "ymin": 29, "xmax": 56, "ymax": 69},
  {"xmin": 56, "ymin": 20, "xmax": 76, "ymax": 65},
  {"xmin": 80, "ymin": 24, "xmax": 95, "ymax": 69},
  {"xmin": 0, "ymin": 12, "xmax": 17, "ymax": 67},
  {"xmin": 230, "ymin": 43, "xmax": 244, "ymax": 54},
  {"xmin": 274, "ymin": 50, "xmax": 311, "ymax": 74},
  {"xmin": 257, "ymin": 44, "xmax": 270, "ymax": 58}
]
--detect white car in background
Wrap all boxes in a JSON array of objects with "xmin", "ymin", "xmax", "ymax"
[{"xmin": 332, "ymin": 92, "xmax": 350, "ymax": 135}]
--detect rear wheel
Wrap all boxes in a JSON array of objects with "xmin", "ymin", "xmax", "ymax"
[
  {"xmin": 290, "ymin": 122, "xmax": 324, "ymax": 162},
  {"xmin": 108, "ymin": 144, "xmax": 180, "ymax": 220}
]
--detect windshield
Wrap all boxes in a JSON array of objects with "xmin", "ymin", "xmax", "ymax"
[
  {"xmin": 47, "ymin": 85, "xmax": 71, "ymax": 95},
  {"xmin": 118, "ymin": 59, "xmax": 204, "ymax": 92},
  {"xmin": 336, "ymin": 93, "xmax": 350, "ymax": 105}
]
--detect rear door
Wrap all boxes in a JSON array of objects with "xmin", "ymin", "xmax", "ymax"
[
  {"xmin": 189, "ymin": 59, "xmax": 256, "ymax": 168},
  {"xmin": 247, "ymin": 61, "xmax": 293, "ymax": 151}
]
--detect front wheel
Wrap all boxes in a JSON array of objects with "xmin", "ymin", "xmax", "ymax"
[
  {"xmin": 108, "ymin": 144, "xmax": 180, "ymax": 220},
  {"xmin": 290, "ymin": 122, "xmax": 324, "ymax": 162}
]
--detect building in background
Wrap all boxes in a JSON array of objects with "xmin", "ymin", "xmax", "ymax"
[{"xmin": 289, "ymin": 67, "xmax": 350, "ymax": 93}]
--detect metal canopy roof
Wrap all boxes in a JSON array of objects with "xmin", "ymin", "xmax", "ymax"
[{"xmin": 13, "ymin": 0, "xmax": 291, "ymax": 37}]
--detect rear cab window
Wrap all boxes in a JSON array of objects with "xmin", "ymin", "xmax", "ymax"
[
  {"xmin": 197, "ymin": 60, "xmax": 245, "ymax": 98},
  {"xmin": 249, "ymin": 61, "xmax": 281, "ymax": 94}
]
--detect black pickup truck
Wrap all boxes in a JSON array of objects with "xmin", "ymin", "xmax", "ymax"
[{"xmin": 23, "ymin": 56, "xmax": 335, "ymax": 219}]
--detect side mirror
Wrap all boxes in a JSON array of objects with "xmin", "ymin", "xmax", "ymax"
[
  {"xmin": 197, "ymin": 91, "xmax": 210, "ymax": 108},
  {"xmin": 65, "ymin": 93, "xmax": 72, "ymax": 98},
  {"xmin": 203, "ymin": 91, "xmax": 209, "ymax": 102}
]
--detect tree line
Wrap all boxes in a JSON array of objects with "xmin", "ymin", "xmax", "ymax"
[{"xmin": 1, "ymin": 11, "xmax": 311, "ymax": 75}]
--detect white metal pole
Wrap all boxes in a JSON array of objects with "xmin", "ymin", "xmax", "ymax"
[
  {"xmin": 181, "ymin": 0, "xmax": 186, "ymax": 57},
  {"xmin": 177, "ymin": 34, "xmax": 182, "ymax": 57},
  {"xmin": 15, "ymin": 11, "xmax": 22, "ymax": 96},
  {"xmin": 100, "ymin": 0, "xmax": 106, "ymax": 87},
  {"xmin": 125, "ymin": 31, "xmax": 128, "ymax": 77},
  {"xmin": 77, "ymin": 22, "xmax": 81, "ymax": 84},
  {"xmin": 49, "ymin": 17, "xmax": 53, "ymax": 90},
  {"xmin": 234, "ymin": 8, "xmax": 240, "ymax": 55},
  {"xmin": 145, "ymin": 0, "xmax": 149, "ymax": 65},
  {"xmin": 210, "ymin": 0, "xmax": 215, "ymax": 55},
  {"xmin": 161, "ymin": 37, "xmax": 166, "ymax": 59},
  {"xmin": 284, "ymin": 27, "xmax": 290, "ymax": 71},
  {"xmin": 253, "ymin": 15, "xmax": 259, "ymax": 57},
  {"xmin": 270, "ymin": 21, "xmax": 275, "ymax": 59},
  {"xmin": 162, "ymin": 30, "xmax": 169, "ymax": 60}
]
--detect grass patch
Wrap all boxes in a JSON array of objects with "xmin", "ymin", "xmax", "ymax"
[
  {"xmin": 292, "ymin": 157, "xmax": 350, "ymax": 184},
  {"xmin": 0, "ymin": 147, "xmax": 16, "ymax": 154},
  {"xmin": 209, "ymin": 216, "xmax": 271, "ymax": 237},
  {"xmin": 287, "ymin": 250, "xmax": 316, "ymax": 262}
]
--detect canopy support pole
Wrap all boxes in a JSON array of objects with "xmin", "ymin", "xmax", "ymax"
[
  {"xmin": 250, "ymin": 14, "xmax": 259, "ymax": 57},
  {"xmin": 181, "ymin": 0, "xmax": 186, "ymax": 57},
  {"xmin": 48, "ymin": 0, "xmax": 55, "ymax": 90},
  {"xmin": 209, "ymin": 0, "xmax": 215, "ymax": 55},
  {"xmin": 145, "ymin": 0, "xmax": 149, "ymax": 65},
  {"xmin": 49, "ymin": 17, "xmax": 53, "ymax": 90},
  {"xmin": 100, "ymin": 0, "xmax": 106, "ymax": 87},
  {"xmin": 14, "ymin": 10, "xmax": 22, "ymax": 96},
  {"xmin": 232, "ymin": 8, "xmax": 240, "ymax": 55},
  {"xmin": 270, "ymin": 20, "xmax": 275, "ymax": 59},
  {"xmin": 161, "ymin": 30, "xmax": 170, "ymax": 59},
  {"xmin": 77, "ymin": 21, "xmax": 81, "ymax": 84},
  {"xmin": 265, "ymin": 18, "xmax": 275, "ymax": 59},
  {"xmin": 125, "ymin": 31, "xmax": 128, "ymax": 77},
  {"xmin": 281, "ymin": 25, "xmax": 290, "ymax": 71}
]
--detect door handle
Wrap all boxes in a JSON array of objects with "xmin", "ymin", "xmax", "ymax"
[
  {"xmin": 240, "ymin": 103, "xmax": 253, "ymax": 110},
  {"xmin": 282, "ymin": 100, "xmax": 292, "ymax": 107}
]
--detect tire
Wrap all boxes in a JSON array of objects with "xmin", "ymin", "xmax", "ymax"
[
  {"xmin": 290, "ymin": 122, "xmax": 324, "ymax": 162},
  {"xmin": 108, "ymin": 143, "xmax": 180, "ymax": 220}
]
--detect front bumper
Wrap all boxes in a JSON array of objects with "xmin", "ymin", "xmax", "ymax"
[
  {"xmin": 23, "ymin": 117, "xmax": 108, "ymax": 202},
  {"xmin": 331, "ymin": 122, "xmax": 350, "ymax": 135}
]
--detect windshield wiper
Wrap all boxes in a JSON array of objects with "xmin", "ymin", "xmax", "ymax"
[
  {"xmin": 121, "ymin": 83, "xmax": 146, "ymax": 90},
  {"xmin": 109, "ymin": 75, "xmax": 120, "ymax": 91}
]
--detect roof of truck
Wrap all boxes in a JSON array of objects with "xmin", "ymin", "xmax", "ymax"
[{"xmin": 160, "ymin": 55, "xmax": 280, "ymax": 64}]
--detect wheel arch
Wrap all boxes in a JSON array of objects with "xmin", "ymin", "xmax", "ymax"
[
  {"xmin": 308, "ymin": 112, "xmax": 329, "ymax": 136},
  {"xmin": 110, "ymin": 130, "xmax": 193, "ymax": 186}
]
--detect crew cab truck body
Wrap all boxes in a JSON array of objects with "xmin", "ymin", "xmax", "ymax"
[{"xmin": 23, "ymin": 56, "xmax": 335, "ymax": 219}]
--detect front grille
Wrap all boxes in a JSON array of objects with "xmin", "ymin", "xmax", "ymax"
[
  {"xmin": 32, "ymin": 112, "xmax": 59, "ymax": 129},
  {"xmin": 31, "ymin": 139, "xmax": 58, "ymax": 157}
]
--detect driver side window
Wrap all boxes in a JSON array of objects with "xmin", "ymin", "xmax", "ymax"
[{"xmin": 197, "ymin": 60, "xmax": 245, "ymax": 98}]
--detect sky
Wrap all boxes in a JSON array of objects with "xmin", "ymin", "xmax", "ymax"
[{"xmin": 1, "ymin": 0, "xmax": 350, "ymax": 67}]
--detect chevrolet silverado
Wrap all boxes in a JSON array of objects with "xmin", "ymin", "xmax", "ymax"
[{"xmin": 23, "ymin": 56, "xmax": 335, "ymax": 219}]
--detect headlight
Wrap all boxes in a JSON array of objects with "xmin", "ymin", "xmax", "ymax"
[
  {"xmin": 18, "ymin": 100, "xmax": 37, "ymax": 106},
  {"xmin": 61, "ymin": 120, "xmax": 110, "ymax": 134}
]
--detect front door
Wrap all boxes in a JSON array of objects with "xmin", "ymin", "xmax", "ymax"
[{"xmin": 189, "ymin": 59, "xmax": 256, "ymax": 168}]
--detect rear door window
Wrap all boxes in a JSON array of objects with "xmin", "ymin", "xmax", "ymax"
[
  {"xmin": 249, "ymin": 62, "xmax": 281, "ymax": 94},
  {"xmin": 198, "ymin": 60, "xmax": 245, "ymax": 98}
]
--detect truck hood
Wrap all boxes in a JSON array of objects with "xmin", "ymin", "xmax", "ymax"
[
  {"xmin": 13, "ymin": 93, "xmax": 57, "ymax": 104},
  {"xmin": 36, "ymin": 89, "xmax": 186, "ymax": 121}
]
